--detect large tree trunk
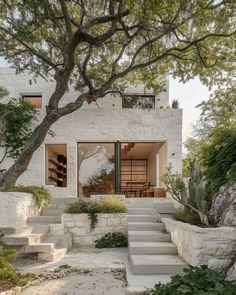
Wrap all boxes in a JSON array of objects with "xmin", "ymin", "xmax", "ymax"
[{"xmin": 0, "ymin": 109, "xmax": 60, "ymax": 190}]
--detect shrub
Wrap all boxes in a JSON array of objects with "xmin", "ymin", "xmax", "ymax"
[
  {"xmin": 10, "ymin": 186, "xmax": 52, "ymax": 208},
  {"xmin": 174, "ymin": 208, "xmax": 202, "ymax": 225},
  {"xmin": 101, "ymin": 197, "xmax": 127, "ymax": 213},
  {"xmin": 199, "ymin": 127, "xmax": 236, "ymax": 200},
  {"xmin": 95, "ymin": 232, "xmax": 128, "ymax": 248},
  {"xmin": 66, "ymin": 198, "xmax": 127, "ymax": 231},
  {"xmin": 152, "ymin": 265, "xmax": 236, "ymax": 295},
  {"xmin": 0, "ymin": 241, "xmax": 35, "ymax": 292}
]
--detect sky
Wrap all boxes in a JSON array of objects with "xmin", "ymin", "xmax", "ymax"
[{"xmin": 0, "ymin": 57, "xmax": 211, "ymax": 143}]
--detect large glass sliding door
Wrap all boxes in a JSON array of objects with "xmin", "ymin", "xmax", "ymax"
[{"xmin": 78, "ymin": 143, "xmax": 115, "ymax": 197}]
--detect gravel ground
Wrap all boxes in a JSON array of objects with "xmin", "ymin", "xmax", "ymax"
[{"xmin": 20, "ymin": 269, "xmax": 126, "ymax": 295}]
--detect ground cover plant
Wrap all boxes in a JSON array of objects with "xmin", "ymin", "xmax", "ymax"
[
  {"xmin": 0, "ymin": 239, "xmax": 35, "ymax": 292},
  {"xmin": 95, "ymin": 232, "xmax": 128, "ymax": 248},
  {"xmin": 152, "ymin": 265, "xmax": 236, "ymax": 295},
  {"xmin": 66, "ymin": 197, "xmax": 127, "ymax": 230}
]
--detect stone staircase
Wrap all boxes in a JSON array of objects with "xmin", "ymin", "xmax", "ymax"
[
  {"xmin": 127, "ymin": 199, "xmax": 186, "ymax": 275},
  {"xmin": 0, "ymin": 200, "xmax": 72, "ymax": 262}
]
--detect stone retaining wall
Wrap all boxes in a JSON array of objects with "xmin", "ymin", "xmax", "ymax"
[
  {"xmin": 62, "ymin": 213, "xmax": 127, "ymax": 247},
  {"xmin": 0, "ymin": 192, "xmax": 40, "ymax": 226},
  {"xmin": 162, "ymin": 218, "xmax": 236, "ymax": 272}
]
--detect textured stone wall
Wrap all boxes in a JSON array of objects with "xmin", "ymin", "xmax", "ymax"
[
  {"xmin": 62, "ymin": 213, "xmax": 127, "ymax": 247},
  {"xmin": 162, "ymin": 218, "xmax": 236, "ymax": 272},
  {"xmin": 0, "ymin": 68, "xmax": 182, "ymax": 199},
  {"xmin": 0, "ymin": 192, "xmax": 40, "ymax": 226}
]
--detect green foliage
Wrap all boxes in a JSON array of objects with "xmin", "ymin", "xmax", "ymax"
[
  {"xmin": 171, "ymin": 99, "xmax": 179, "ymax": 109},
  {"xmin": 66, "ymin": 198, "xmax": 127, "ymax": 231},
  {"xmin": 152, "ymin": 265, "xmax": 236, "ymax": 295},
  {"xmin": 199, "ymin": 126, "xmax": 236, "ymax": 199},
  {"xmin": 99, "ymin": 197, "xmax": 127, "ymax": 213},
  {"xmin": 0, "ymin": 97, "xmax": 37, "ymax": 162},
  {"xmin": 174, "ymin": 208, "xmax": 201, "ymax": 225},
  {"xmin": 95, "ymin": 232, "xmax": 128, "ymax": 248},
  {"xmin": 162, "ymin": 162, "xmax": 210, "ymax": 226},
  {"xmin": 10, "ymin": 186, "xmax": 51, "ymax": 208},
  {"xmin": 0, "ymin": 240, "xmax": 35, "ymax": 292}
]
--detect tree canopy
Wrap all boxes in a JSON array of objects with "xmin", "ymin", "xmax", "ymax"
[
  {"xmin": 0, "ymin": 0, "xmax": 236, "ymax": 189},
  {"xmin": 0, "ymin": 88, "xmax": 36, "ymax": 166}
]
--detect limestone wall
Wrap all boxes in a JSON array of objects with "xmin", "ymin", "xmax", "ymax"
[
  {"xmin": 162, "ymin": 218, "xmax": 236, "ymax": 272},
  {"xmin": 0, "ymin": 192, "xmax": 40, "ymax": 226},
  {"xmin": 62, "ymin": 213, "xmax": 127, "ymax": 247},
  {"xmin": 0, "ymin": 68, "xmax": 182, "ymax": 199}
]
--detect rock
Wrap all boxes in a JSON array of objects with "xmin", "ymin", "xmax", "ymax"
[
  {"xmin": 209, "ymin": 181, "xmax": 236, "ymax": 226},
  {"xmin": 227, "ymin": 260, "xmax": 236, "ymax": 281}
]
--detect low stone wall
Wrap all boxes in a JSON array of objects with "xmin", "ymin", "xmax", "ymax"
[
  {"xmin": 0, "ymin": 192, "xmax": 40, "ymax": 226},
  {"xmin": 62, "ymin": 213, "xmax": 127, "ymax": 247},
  {"xmin": 162, "ymin": 218, "xmax": 236, "ymax": 272}
]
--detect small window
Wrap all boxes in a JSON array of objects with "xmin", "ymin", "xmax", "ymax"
[
  {"xmin": 46, "ymin": 144, "xmax": 67, "ymax": 187},
  {"xmin": 122, "ymin": 94, "xmax": 155, "ymax": 110},
  {"xmin": 22, "ymin": 95, "xmax": 42, "ymax": 109}
]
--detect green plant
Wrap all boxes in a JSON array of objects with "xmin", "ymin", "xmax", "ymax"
[
  {"xmin": 0, "ymin": 96, "xmax": 37, "ymax": 165},
  {"xmin": 199, "ymin": 127, "xmax": 236, "ymax": 200},
  {"xmin": 171, "ymin": 99, "xmax": 179, "ymax": 109},
  {"xmin": 101, "ymin": 197, "xmax": 127, "ymax": 213},
  {"xmin": 10, "ymin": 186, "xmax": 51, "ymax": 209},
  {"xmin": 162, "ymin": 162, "xmax": 210, "ymax": 226},
  {"xmin": 152, "ymin": 265, "xmax": 236, "ymax": 295},
  {"xmin": 174, "ymin": 208, "xmax": 201, "ymax": 225},
  {"xmin": 0, "ymin": 241, "xmax": 35, "ymax": 292},
  {"xmin": 95, "ymin": 232, "xmax": 128, "ymax": 248},
  {"xmin": 66, "ymin": 198, "xmax": 127, "ymax": 231}
]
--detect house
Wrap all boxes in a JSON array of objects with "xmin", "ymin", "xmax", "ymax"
[{"xmin": 0, "ymin": 67, "xmax": 182, "ymax": 199}]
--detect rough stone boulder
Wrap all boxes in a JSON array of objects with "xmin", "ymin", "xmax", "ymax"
[
  {"xmin": 209, "ymin": 181, "xmax": 236, "ymax": 227},
  {"xmin": 227, "ymin": 260, "xmax": 236, "ymax": 281}
]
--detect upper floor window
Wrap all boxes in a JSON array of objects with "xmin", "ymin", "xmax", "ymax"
[
  {"xmin": 122, "ymin": 94, "xmax": 155, "ymax": 110},
  {"xmin": 22, "ymin": 95, "xmax": 42, "ymax": 109}
]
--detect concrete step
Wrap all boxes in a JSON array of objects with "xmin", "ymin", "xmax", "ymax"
[
  {"xmin": 128, "ymin": 208, "xmax": 156, "ymax": 215},
  {"xmin": 129, "ymin": 242, "xmax": 177, "ymax": 255},
  {"xmin": 0, "ymin": 226, "xmax": 28, "ymax": 235},
  {"xmin": 156, "ymin": 207, "xmax": 176, "ymax": 214},
  {"xmin": 23, "ymin": 243, "xmax": 54, "ymax": 254},
  {"xmin": 128, "ymin": 231, "xmax": 171, "ymax": 242},
  {"xmin": 127, "ymin": 222, "xmax": 164, "ymax": 231},
  {"xmin": 38, "ymin": 248, "xmax": 68, "ymax": 262},
  {"xmin": 130, "ymin": 254, "xmax": 186, "ymax": 274},
  {"xmin": 27, "ymin": 216, "xmax": 61, "ymax": 224},
  {"xmin": 1, "ymin": 234, "xmax": 44, "ymax": 246},
  {"xmin": 127, "ymin": 202, "xmax": 155, "ymax": 208},
  {"xmin": 42, "ymin": 209, "xmax": 64, "ymax": 216},
  {"xmin": 127, "ymin": 215, "xmax": 158, "ymax": 222}
]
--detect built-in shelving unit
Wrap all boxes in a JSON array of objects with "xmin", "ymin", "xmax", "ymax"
[{"xmin": 48, "ymin": 154, "xmax": 67, "ymax": 187}]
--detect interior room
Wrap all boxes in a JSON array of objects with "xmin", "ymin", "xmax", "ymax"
[
  {"xmin": 121, "ymin": 142, "xmax": 166, "ymax": 198},
  {"xmin": 45, "ymin": 144, "xmax": 67, "ymax": 187}
]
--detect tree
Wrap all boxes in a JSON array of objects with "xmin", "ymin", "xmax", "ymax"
[
  {"xmin": 0, "ymin": 88, "xmax": 36, "ymax": 166},
  {"xmin": 194, "ymin": 82, "xmax": 236, "ymax": 140},
  {"xmin": 0, "ymin": 0, "xmax": 236, "ymax": 189}
]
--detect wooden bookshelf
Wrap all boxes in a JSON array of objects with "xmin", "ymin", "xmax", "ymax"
[{"xmin": 48, "ymin": 154, "xmax": 67, "ymax": 187}]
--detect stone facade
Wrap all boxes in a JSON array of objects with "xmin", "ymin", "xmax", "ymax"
[
  {"xmin": 162, "ymin": 218, "xmax": 236, "ymax": 272},
  {"xmin": 0, "ymin": 68, "xmax": 182, "ymax": 198},
  {"xmin": 0, "ymin": 192, "xmax": 40, "ymax": 226},
  {"xmin": 62, "ymin": 213, "xmax": 127, "ymax": 247}
]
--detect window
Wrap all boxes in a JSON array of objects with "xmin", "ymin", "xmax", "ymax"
[
  {"xmin": 122, "ymin": 94, "xmax": 155, "ymax": 109},
  {"xmin": 78, "ymin": 143, "xmax": 115, "ymax": 197},
  {"xmin": 22, "ymin": 95, "xmax": 42, "ymax": 108},
  {"xmin": 46, "ymin": 144, "xmax": 67, "ymax": 187}
]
